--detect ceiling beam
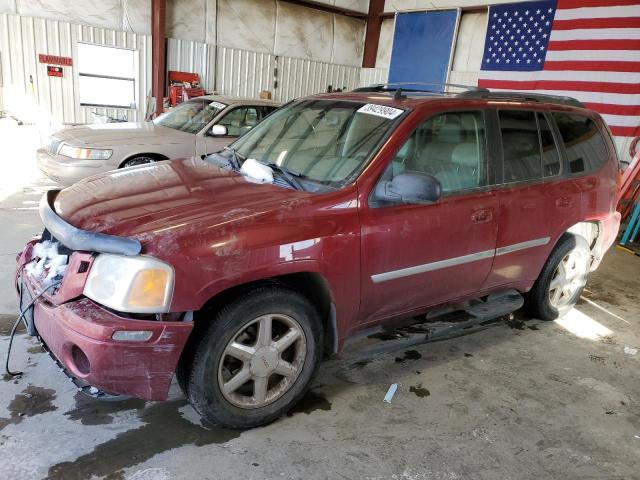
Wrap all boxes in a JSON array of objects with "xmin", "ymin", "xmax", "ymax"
[{"xmin": 279, "ymin": 0, "xmax": 368, "ymax": 18}]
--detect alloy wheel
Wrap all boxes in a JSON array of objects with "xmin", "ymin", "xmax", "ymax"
[
  {"xmin": 548, "ymin": 249, "xmax": 589, "ymax": 309},
  {"xmin": 217, "ymin": 314, "xmax": 307, "ymax": 409}
]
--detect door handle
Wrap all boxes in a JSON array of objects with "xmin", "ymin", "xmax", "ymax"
[
  {"xmin": 471, "ymin": 208, "xmax": 493, "ymax": 223},
  {"xmin": 555, "ymin": 196, "xmax": 573, "ymax": 208}
]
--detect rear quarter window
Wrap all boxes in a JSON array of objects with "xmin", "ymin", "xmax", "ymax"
[{"xmin": 551, "ymin": 112, "xmax": 609, "ymax": 174}]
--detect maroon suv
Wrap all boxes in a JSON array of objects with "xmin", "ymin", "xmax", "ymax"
[{"xmin": 15, "ymin": 87, "xmax": 621, "ymax": 428}]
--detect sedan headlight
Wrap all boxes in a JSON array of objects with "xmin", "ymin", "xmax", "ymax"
[
  {"xmin": 83, "ymin": 254, "xmax": 174, "ymax": 313},
  {"xmin": 59, "ymin": 144, "xmax": 113, "ymax": 160}
]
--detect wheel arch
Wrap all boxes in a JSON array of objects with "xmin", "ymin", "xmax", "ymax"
[
  {"xmin": 194, "ymin": 271, "xmax": 337, "ymax": 358},
  {"xmin": 118, "ymin": 152, "xmax": 169, "ymax": 168}
]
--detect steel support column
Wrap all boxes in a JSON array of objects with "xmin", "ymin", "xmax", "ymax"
[
  {"xmin": 151, "ymin": 0, "xmax": 166, "ymax": 117},
  {"xmin": 362, "ymin": 0, "xmax": 385, "ymax": 68}
]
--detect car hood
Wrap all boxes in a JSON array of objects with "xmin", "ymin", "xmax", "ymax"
[
  {"xmin": 53, "ymin": 158, "xmax": 315, "ymax": 249},
  {"xmin": 52, "ymin": 122, "xmax": 194, "ymax": 147}
]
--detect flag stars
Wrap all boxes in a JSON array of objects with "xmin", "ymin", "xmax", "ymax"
[
  {"xmin": 547, "ymin": 8, "xmax": 553, "ymax": 13},
  {"xmin": 536, "ymin": 9, "xmax": 541, "ymax": 14},
  {"xmin": 545, "ymin": 21, "xmax": 550, "ymax": 25},
  {"xmin": 516, "ymin": 58, "xmax": 521, "ymax": 63},
  {"xmin": 503, "ymin": 11, "xmax": 508, "ymax": 16},
  {"xmin": 542, "ymin": 33, "xmax": 548, "ymax": 38}
]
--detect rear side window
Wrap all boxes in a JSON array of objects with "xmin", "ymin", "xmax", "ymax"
[
  {"xmin": 499, "ymin": 110, "xmax": 542, "ymax": 183},
  {"xmin": 538, "ymin": 114, "xmax": 561, "ymax": 177},
  {"xmin": 552, "ymin": 112, "xmax": 609, "ymax": 174}
]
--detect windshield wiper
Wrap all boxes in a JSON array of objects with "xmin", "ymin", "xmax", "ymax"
[
  {"xmin": 223, "ymin": 146, "xmax": 243, "ymax": 171},
  {"xmin": 265, "ymin": 163, "xmax": 306, "ymax": 191}
]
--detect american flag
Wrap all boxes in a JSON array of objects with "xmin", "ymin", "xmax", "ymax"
[{"xmin": 478, "ymin": 0, "xmax": 640, "ymax": 160}]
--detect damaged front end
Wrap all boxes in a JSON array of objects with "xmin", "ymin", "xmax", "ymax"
[{"xmin": 15, "ymin": 190, "xmax": 193, "ymax": 401}]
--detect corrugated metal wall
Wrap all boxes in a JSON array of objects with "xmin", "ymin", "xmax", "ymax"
[
  {"xmin": 359, "ymin": 67, "xmax": 388, "ymax": 87},
  {"xmin": 169, "ymin": 41, "xmax": 363, "ymax": 102},
  {"xmin": 1, "ymin": 13, "xmax": 372, "ymax": 127},
  {"xmin": 0, "ymin": 13, "xmax": 151, "ymax": 126}
]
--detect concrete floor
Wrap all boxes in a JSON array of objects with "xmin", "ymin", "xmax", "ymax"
[{"xmin": 1, "ymin": 119, "xmax": 639, "ymax": 480}]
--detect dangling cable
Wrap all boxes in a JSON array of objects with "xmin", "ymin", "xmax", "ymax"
[{"xmin": 5, "ymin": 281, "xmax": 61, "ymax": 377}]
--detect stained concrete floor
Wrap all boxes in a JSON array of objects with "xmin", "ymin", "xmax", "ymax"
[{"xmin": 1, "ymin": 119, "xmax": 639, "ymax": 480}]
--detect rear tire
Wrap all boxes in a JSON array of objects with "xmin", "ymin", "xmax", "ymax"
[
  {"xmin": 185, "ymin": 286, "xmax": 322, "ymax": 429},
  {"xmin": 526, "ymin": 235, "xmax": 591, "ymax": 321}
]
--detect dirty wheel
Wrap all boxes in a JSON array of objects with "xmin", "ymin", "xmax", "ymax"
[
  {"xmin": 186, "ymin": 286, "xmax": 322, "ymax": 428},
  {"xmin": 121, "ymin": 156, "xmax": 156, "ymax": 168},
  {"xmin": 526, "ymin": 235, "xmax": 590, "ymax": 321}
]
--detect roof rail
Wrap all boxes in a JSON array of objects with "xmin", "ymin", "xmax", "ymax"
[
  {"xmin": 352, "ymin": 82, "xmax": 488, "ymax": 94},
  {"xmin": 456, "ymin": 90, "xmax": 585, "ymax": 108}
]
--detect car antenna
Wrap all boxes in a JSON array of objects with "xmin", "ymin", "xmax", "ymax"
[{"xmin": 394, "ymin": 87, "xmax": 406, "ymax": 101}]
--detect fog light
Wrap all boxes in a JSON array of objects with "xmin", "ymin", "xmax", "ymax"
[
  {"xmin": 112, "ymin": 330, "xmax": 153, "ymax": 342},
  {"xmin": 71, "ymin": 345, "xmax": 90, "ymax": 375}
]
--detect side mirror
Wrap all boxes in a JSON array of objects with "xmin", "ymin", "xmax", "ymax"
[
  {"xmin": 210, "ymin": 124, "xmax": 228, "ymax": 136},
  {"xmin": 374, "ymin": 172, "xmax": 442, "ymax": 205}
]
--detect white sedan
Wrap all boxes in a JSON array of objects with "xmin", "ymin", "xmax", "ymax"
[{"xmin": 37, "ymin": 95, "xmax": 281, "ymax": 185}]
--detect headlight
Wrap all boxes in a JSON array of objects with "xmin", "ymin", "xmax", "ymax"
[
  {"xmin": 83, "ymin": 254, "xmax": 174, "ymax": 313},
  {"xmin": 59, "ymin": 144, "xmax": 113, "ymax": 160}
]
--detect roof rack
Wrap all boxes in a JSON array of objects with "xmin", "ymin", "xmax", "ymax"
[
  {"xmin": 456, "ymin": 90, "xmax": 585, "ymax": 108},
  {"xmin": 351, "ymin": 83, "xmax": 585, "ymax": 108},
  {"xmin": 352, "ymin": 82, "xmax": 487, "ymax": 95}
]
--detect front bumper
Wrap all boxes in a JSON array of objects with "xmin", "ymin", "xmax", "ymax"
[
  {"xmin": 17, "ymin": 247, "xmax": 193, "ymax": 401},
  {"xmin": 36, "ymin": 148, "xmax": 115, "ymax": 186}
]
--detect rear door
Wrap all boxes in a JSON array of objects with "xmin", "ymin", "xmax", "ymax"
[
  {"xmin": 484, "ymin": 108, "xmax": 573, "ymax": 290},
  {"xmin": 359, "ymin": 109, "xmax": 499, "ymax": 325}
]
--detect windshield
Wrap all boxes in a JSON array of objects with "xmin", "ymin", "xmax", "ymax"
[
  {"xmin": 230, "ymin": 99, "xmax": 405, "ymax": 186},
  {"xmin": 153, "ymin": 98, "xmax": 226, "ymax": 134}
]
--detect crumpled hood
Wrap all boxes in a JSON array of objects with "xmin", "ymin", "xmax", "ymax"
[
  {"xmin": 53, "ymin": 158, "xmax": 309, "ymax": 246},
  {"xmin": 52, "ymin": 122, "xmax": 193, "ymax": 147}
]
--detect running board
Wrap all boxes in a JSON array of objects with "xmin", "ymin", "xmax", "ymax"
[{"xmin": 342, "ymin": 289, "xmax": 524, "ymax": 360}]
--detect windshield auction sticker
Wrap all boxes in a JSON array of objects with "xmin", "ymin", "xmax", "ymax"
[
  {"xmin": 357, "ymin": 104, "xmax": 404, "ymax": 120},
  {"xmin": 209, "ymin": 101, "xmax": 227, "ymax": 110}
]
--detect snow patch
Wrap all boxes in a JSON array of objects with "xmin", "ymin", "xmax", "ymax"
[
  {"xmin": 240, "ymin": 158, "xmax": 273, "ymax": 184},
  {"xmin": 25, "ymin": 240, "xmax": 68, "ymax": 289}
]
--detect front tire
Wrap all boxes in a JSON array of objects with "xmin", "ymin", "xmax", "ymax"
[
  {"xmin": 185, "ymin": 286, "xmax": 322, "ymax": 428},
  {"xmin": 121, "ymin": 156, "xmax": 156, "ymax": 168},
  {"xmin": 527, "ymin": 235, "xmax": 591, "ymax": 321}
]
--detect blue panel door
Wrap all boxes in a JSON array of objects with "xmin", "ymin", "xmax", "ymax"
[{"xmin": 389, "ymin": 10, "xmax": 458, "ymax": 90}]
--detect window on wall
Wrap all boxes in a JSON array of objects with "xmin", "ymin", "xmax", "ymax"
[{"xmin": 77, "ymin": 43, "xmax": 137, "ymax": 109}]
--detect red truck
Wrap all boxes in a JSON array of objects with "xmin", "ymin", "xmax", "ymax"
[{"xmin": 15, "ymin": 86, "xmax": 621, "ymax": 428}]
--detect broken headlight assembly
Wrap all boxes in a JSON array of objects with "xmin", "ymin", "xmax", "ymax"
[
  {"xmin": 83, "ymin": 254, "xmax": 174, "ymax": 313},
  {"xmin": 58, "ymin": 144, "xmax": 113, "ymax": 160}
]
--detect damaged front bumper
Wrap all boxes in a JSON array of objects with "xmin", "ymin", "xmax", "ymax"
[
  {"xmin": 14, "ymin": 192, "xmax": 194, "ymax": 401},
  {"xmin": 17, "ymin": 255, "xmax": 193, "ymax": 400}
]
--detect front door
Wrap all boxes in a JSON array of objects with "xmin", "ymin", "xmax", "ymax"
[{"xmin": 359, "ymin": 109, "xmax": 499, "ymax": 325}]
